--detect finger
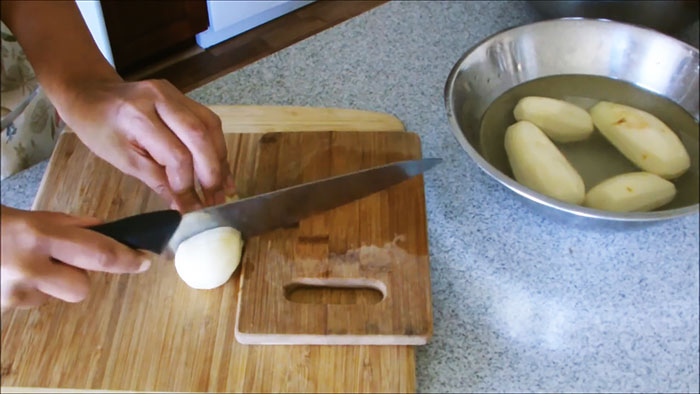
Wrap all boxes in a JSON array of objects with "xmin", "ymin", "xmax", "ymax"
[
  {"xmin": 123, "ymin": 149, "xmax": 200, "ymax": 212},
  {"xmin": 156, "ymin": 81, "xmax": 228, "ymax": 159},
  {"xmin": 33, "ymin": 211, "xmax": 102, "ymax": 227},
  {"xmin": 1, "ymin": 282, "xmax": 49, "ymax": 310},
  {"xmin": 198, "ymin": 107, "xmax": 227, "ymax": 158},
  {"xmin": 153, "ymin": 81, "xmax": 234, "ymax": 201},
  {"xmin": 155, "ymin": 100, "xmax": 225, "ymax": 206},
  {"xmin": 130, "ymin": 110, "xmax": 203, "ymax": 210},
  {"xmin": 33, "ymin": 260, "xmax": 91, "ymax": 303},
  {"xmin": 124, "ymin": 148, "xmax": 174, "ymax": 202},
  {"xmin": 183, "ymin": 102, "xmax": 234, "ymax": 204},
  {"xmin": 156, "ymin": 83, "xmax": 235, "ymax": 200},
  {"xmin": 47, "ymin": 225, "xmax": 151, "ymax": 274}
]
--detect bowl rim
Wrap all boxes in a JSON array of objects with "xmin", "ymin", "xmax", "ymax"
[{"xmin": 444, "ymin": 17, "xmax": 699, "ymax": 222}]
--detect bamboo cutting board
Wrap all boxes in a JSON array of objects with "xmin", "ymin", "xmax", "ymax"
[
  {"xmin": 1, "ymin": 106, "xmax": 422, "ymax": 393},
  {"xmin": 235, "ymin": 132, "xmax": 432, "ymax": 345}
]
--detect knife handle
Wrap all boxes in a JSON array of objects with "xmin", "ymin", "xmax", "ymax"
[{"xmin": 88, "ymin": 210, "xmax": 182, "ymax": 254}]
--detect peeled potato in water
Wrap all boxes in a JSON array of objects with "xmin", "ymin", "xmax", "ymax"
[
  {"xmin": 584, "ymin": 172, "xmax": 676, "ymax": 212},
  {"xmin": 504, "ymin": 120, "xmax": 586, "ymax": 205},
  {"xmin": 590, "ymin": 101, "xmax": 690, "ymax": 179},
  {"xmin": 513, "ymin": 96, "xmax": 594, "ymax": 143}
]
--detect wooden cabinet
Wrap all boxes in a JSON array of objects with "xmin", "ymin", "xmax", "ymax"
[
  {"xmin": 100, "ymin": 0, "xmax": 208, "ymax": 73},
  {"xmin": 195, "ymin": 1, "xmax": 312, "ymax": 48}
]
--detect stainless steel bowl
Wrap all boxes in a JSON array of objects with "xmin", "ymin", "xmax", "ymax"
[
  {"xmin": 528, "ymin": 1, "xmax": 699, "ymax": 34},
  {"xmin": 445, "ymin": 18, "xmax": 699, "ymax": 225}
]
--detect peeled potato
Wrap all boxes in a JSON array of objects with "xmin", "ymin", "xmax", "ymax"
[
  {"xmin": 590, "ymin": 101, "xmax": 690, "ymax": 179},
  {"xmin": 584, "ymin": 172, "xmax": 676, "ymax": 212},
  {"xmin": 174, "ymin": 227, "xmax": 243, "ymax": 290},
  {"xmin": 513, "ymin": 96, "xmax": 594, "ymax": 142},
  {"xmin": 504, "ymin": 121, "xmax": 585, "ymax": 205}
]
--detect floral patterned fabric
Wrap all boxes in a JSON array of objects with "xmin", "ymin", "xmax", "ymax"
[{"xmin": 1, "ymin": 21, "xmax": 63, "ymax": 180}]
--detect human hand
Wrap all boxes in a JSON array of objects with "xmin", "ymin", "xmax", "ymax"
[
  {"xmin": 56, "ymin": 78, "xmax": 234, "ymax": 212},
  {"xmin": 1, "ymin": 206, "xmax": 151, "ymax": 310}
]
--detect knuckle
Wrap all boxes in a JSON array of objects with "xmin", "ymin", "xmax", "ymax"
[
  {"xmin": 141, "ymin": 79, "xmax": 172, "ymax": 96},
  {"xmin": 20, "ymin": 223, "xmax": 45, "ymax": 250},
  {"xmin": 171, "ymin": 147, "xmax": 193, "ymax": 169},
  {"xmin": 94, "ymin": 245, "xmax": 119, "ymax": 270},
  {"xmin": 123, "ymin": 152, "xmax": 142, "ymax": 173},
  {"xmin": 131, "ymin": 80, "xmax": 163, "ymax": 102},
  {"xmin": 208, "ymin": 113, "xmax": 223, "ymax": 130},
  {"xmin": 153, "ymin": 182, "xmax": 170, "ymax": 196},
  {"xmin": 183, "ymin": 120, "xmax": 209, "ymax": 141},
  {"xmin": 141, "ymin": 79, "xmax": 162, "ymax": 92},
  {"xmin": 120, "ymin": 101, "xmax": 150, "ymax": 121},
  {"xmin": 204, "ymin": 165, "xmax": 223, "ymax": 188}
]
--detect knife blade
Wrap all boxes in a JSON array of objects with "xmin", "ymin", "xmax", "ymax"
[{"xmin": 89, "ymin": 158, "xmax": 441, "ymax": 254}]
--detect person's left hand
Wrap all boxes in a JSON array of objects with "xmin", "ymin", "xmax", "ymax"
[{"xmin": 56, "ymin": 78, "xmax": 235, "ymax": 212}]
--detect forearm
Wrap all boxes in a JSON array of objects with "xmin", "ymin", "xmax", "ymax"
[
  {"xmin": 0, "ymin": 1, "xmax": 121, "ymax": 109},
  {"xmin": 2, "ymin": 1, "xmax": 232, "ymax": 211}
]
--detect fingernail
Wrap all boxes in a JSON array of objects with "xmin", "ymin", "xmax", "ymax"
[{"xmin": 138, "ymin": 259, "xmax": 151, "ymax": 273}]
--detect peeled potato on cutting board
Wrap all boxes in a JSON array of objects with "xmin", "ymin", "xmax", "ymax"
[
  {"xmin": 174, "ymin": 226, "xmax": 243, "ymax": 289},
  {"xmin": 513, "ymin": 96, "xmax": 594, "ymax": 142},
  {"xmin": 504, "ymin": 120, "xmax": 586, "ymax": 204},
  {"xmin": 584, "ymin": 172, "xmax": 677, "ymax": 212},
  {"xmin": 590, "ymin": 101, "xmax": 691, "ymax": 179}
]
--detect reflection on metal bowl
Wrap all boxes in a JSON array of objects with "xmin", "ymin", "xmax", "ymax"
[{"xmin": 527, "ymin": 0, "xmax": 699, "ymax": 33}]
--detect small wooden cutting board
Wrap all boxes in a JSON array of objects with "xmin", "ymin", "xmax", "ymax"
[{"xmin": 235, "ymin": 131, "xmax": 432, "ymax": 345}]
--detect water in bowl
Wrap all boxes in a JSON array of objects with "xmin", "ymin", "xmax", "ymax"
[{"xmin": 479, "ymin": 74, "xmax": 699, "ymax": 210}]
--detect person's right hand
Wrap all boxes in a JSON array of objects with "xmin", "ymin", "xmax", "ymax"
[
  {"xmin": 1, "ymin": 206, "xmax": 151, "ymax": 310},
  {"xmin": 57, "ymin": 78, "xmax": 235, "ymax": 212}
]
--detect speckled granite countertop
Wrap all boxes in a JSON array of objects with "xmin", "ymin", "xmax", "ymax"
[{"xmin": 2, "ymin": 2, "xmax": 698, "ymax": 392}]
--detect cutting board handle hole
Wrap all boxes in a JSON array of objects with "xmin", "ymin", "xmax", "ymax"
[{"xmin": 284, "ymin": 278, "xmax": 386, "ymax": 305}]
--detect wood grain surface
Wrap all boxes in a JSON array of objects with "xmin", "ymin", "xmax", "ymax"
[
  {"xmin": 210, "ymin": 105, "xmax": 406, "ymax": 134},
  {"xmin": 58, "ymin": 105, "xmax": 405, "ymax": 136},
  {"xmin": 235, "ymin": 132, "xmax": 432, "ymax": 345},
  {"xmin": 1, "ymin": 106, "xmax": 422, "ymax": 393}
]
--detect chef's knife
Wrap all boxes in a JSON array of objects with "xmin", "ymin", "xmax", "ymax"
[{"xmin": 89, "ymin": 158, "xmax": 441, "ymax": 254}]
